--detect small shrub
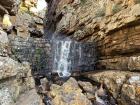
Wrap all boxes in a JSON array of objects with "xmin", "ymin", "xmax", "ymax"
[
  {"xmin": 112, "ymin": 4, "xmax": 122, "ymax": 14},
  {"xmin": 95, "ymin": 8, "xmax": 105, "ymax": 17}
]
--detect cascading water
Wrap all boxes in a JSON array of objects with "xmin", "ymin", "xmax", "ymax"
[
  {"xmin": 9, "ymin": 35, "xmax": 97, "ymax": 78},
  {"xmin": 52, "ymin": 38, "xmax": 72, "ymax": 77},
  {"xmin": 51, "ymin": 36, "xmax": 97, "ymax": 78}
]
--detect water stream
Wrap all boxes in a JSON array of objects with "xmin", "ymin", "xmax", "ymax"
[{"xmin": 52, "ymin": 38, "xmax": 72, "ymax": 77}]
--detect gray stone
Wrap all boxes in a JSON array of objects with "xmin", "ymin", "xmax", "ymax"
[
  {"xmin": 0, "ymin": 87, "xmax": 14, "ymax": 105},
  {"xmin": 0, "ymin": 30, "xmax": 9, "ymax": 57},
  {"xmin": 15, "ymin": 89, "xmax": 42, "ymax": 105},
  {"xmin": 0, "ymin": 56, "xmax": 18, "ymax": 80}
]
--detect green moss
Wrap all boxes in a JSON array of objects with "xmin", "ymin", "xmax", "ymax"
[
  {"xmin": 95, "ymin": 8, "xmax": 105, "ymax": 17},
  {"xmin": 112, "ymin": 4, "xmax": 122, "ymax": 14},
  {"xmin": 34, "ymin": 48, "xmax": 45, "ymax": 70}
]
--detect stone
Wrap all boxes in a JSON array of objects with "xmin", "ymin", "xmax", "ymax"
[
  {"xmin": 0, "ymin": 87, "xmax": 15, "ymax": 105},
  {"xmin": 15, "ymin": 89, "xmax": 42, "ymax": 105},
  {"xmin": 78, "ymin": 81, "xmax": 94, "ymax": 93},
  {"xmin": 85, "ymin": 71, "xmax": 140, "ymax": 104},
  {"xmin": 85, "ymin": 92, "xmax": 95, "ymax": 101},
  {"xmin": 0, "ymin": 57, "xmax": 35, "ymax": 104},
  {"xmin": 0, "ymin": 0, "xmax": 21, "ymax": 15},
  {"xmin": 50, "ymin": 77, "xmax": 92, "ymax": 105},
  {"xmin": 0, "ymin": 56, "xmax": 18, "ymax": 80},
  {"xmin": 105, "ymin": 0, "xmax": 114, "ymax": 16},
  {"xmin": 86, "ymin": 71, "xmax": 128, "ymax": 98},
  {"xmin": 0, "ymin": 30, "xmax": 9, "ymax": 43},
  {"xmin": 15, "ymin": 11, "xmax": 32, "ymax": 38},
  {"xmin": 0, "ymin": 30, "xmax": 10, "ymax": 57},
  {"xmin": 120, "ymin": 75, "xmax": 140, "ymax": 105}
]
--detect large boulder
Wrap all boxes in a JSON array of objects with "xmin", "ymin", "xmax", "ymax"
[{"xmin": 50, "ymin": 77, "xmax": 92, "ymax": 105}]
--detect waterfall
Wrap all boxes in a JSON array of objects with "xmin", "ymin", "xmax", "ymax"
[
  {"xmin": 51, "ymin": 36, "xmax": 97, "ymax": 78},
  {"xmin": 52, "ymin": 38, "xmax": 72, "ymax": 77}
]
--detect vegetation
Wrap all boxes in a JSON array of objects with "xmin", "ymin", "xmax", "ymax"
[
  {"xmin": 95, "ymin": 8, "xmax": 105, "ymax": 17},
  {"xmin": 34, "ymin": 48, "xmax": 47, "ymax": 70},
  {"xmin": 112, "ymin": 4, "xmax": 122, "ymax": 14}
]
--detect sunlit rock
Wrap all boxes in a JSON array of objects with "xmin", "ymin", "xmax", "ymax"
[
  {"xmin": 2, "ymin": 14, "xmax": 12, "ymax": 31},
  {"xmin": 50, "ymin": 78, "xmax": 92, "ymax": 105}
]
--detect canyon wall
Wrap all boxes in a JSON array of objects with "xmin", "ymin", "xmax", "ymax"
[
  {"xmin": 45, "ymin": 0, "xmax": 140, "ymax": 104},
  {"xmin": 46, "ymin": 0, "xmax": 140, "ymax": 71},
  {"xmin": 0, "ymin": 0, "xmax": 46, "ymax": 105}
]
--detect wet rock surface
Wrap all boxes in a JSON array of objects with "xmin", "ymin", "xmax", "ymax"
[{"xmin": 0, "ymin": 0, "xmax": 140, "ymax": 105}]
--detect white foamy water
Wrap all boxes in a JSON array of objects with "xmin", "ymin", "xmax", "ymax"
[{"xmin": 53, "ymin": 40, "xmax": 72, "ymax": 77}]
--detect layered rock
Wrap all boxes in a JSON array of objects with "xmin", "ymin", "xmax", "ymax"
[
  {"xmin": 0, "ymin": 55, "xmax": 35, "ymax": 104},
  {"xmin": 0, "ymin": 29, "xmax": 35, "ymax": 105},
  {"xmin": 85, "ymin": 70, "xmax": 140, "ymax": 105},
  {"xmin": 45, "ymin": 0, "xmax": 140, "ymax": 105},
  {"xmin": 0, "ymin": 0, "xmax": 47, "ymax": 105},
  {"xmin": 46, "ymin": 0, "xmax": 140, "ymax": 71}
]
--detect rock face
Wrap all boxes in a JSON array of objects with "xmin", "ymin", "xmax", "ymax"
[
  {"xmin": 0, "ymin": 59, "xmax": 35, "ymax": 105},
  {"xmin": 45, "ymin": 0, "xmax": 140, "ymax": 105},
  {"xmin": 46, "ymin": 0, "xmax": 140, "ymax": 71},
  {"xmin": 0, "ymin": 29, "xmax": 35, "ymax": 105},
  {"xmin": 0, "ymin": 0, "xmax": 47, "ymax": 105}
]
